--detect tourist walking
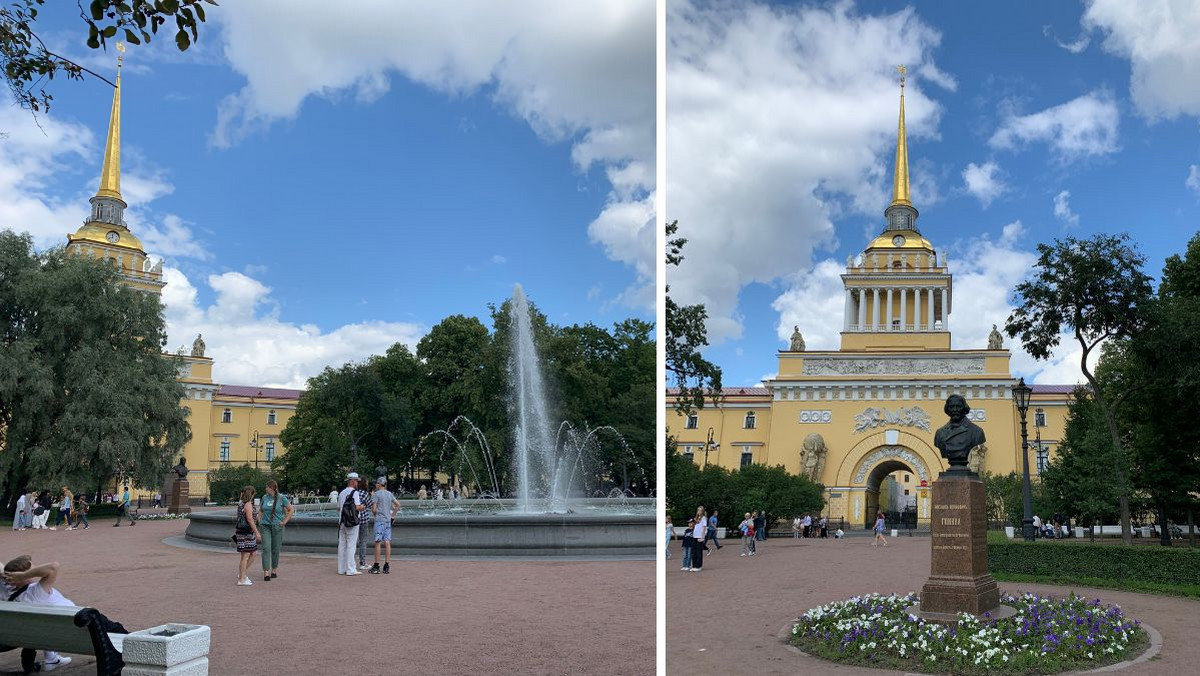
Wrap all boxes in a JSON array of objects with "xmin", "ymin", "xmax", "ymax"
[
  {"xmin": 1032, "ymin": 514, "xmax": 1043, "ymax": 539},
  {"xmin": 71, "ymin": 495, "xmax": 90, "ymax": 529},
  {"xmin": 32, "ymin": 491, "xmax": 52, "ymax": 530},
  {"xmin": 740, "ymin": 512, "xmax": 755, "ymax": 556},
  {"xmin": 680, "ymin": 518, "xmax": 695, "ymax": 570},
  {"xmin": 753, "ymin": 511, "xmax": 765, "ymax": 542},
  {"xmin": 792, "ymin": 516, "xmax": 801, "ymax": 538},
  {"xmin": 370, "ymin": 477, "xmax": 402, "ymax": 574},
  {"xmin": 12, "ymin": 492, "xmax": 28, "ymax": 531},
  {"xmin": 819, "ymin": 516, "xmax": 828, "ymax": 538},
  {"xmin": 258, "ymin": 480, "xmax": 293, "ymax": 582},
  {"xmin": 337, "ymin": 473, "xmax": 365, "ymax": 575},
  {"xmin": 234, "ymin": 486, "xmax": 261, "ymax": 586},
  {"xmin": 665, "ymin": 516, "xmax": 673, "ymax": 559},
  {"xmin": 802, "ymin": 514, "xmax": 812, "ymax": 538},
  {"xmin": 704, "ymin": 510, "xmax": 723, "ymax": 551},
  {"xmin": 355, "ymin": 480, "xmax": 374, "ymax": 569},
  {"xmin": 872, "ymin": 510, "xmax": 888, "ymax": 547},
  {"xmin": 54, "ymin": 487, "xmax": 73, "ymax": 529},
  {"xmin": 114, "ymin": 486, "xmax": 135, "ymax": 527},
  {"xmin": 689, "ymin": 509, "xmax": 707, "ymax": 571}
]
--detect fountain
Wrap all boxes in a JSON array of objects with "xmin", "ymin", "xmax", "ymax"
[{"xmin": 185, "ymin": 285, "xmax": 655, "ymax": 558}]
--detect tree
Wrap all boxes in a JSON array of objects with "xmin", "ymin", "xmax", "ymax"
[
  {"xmin": 0, "ymin": 231, "xmax": 190, "ymax": 510},
  {"xmin": 207, "ymin": 463, "xmax": 269, "ymax": 504},
  {"xmin": 1120, "ymin": 233, "xmax": 1200, "ymax": 544},
  {"xmin": 665, "ymin": 221, "xmax": 721, "ymax": 413},
  {"xmin": 1040, "ymin": 387, "xmax": 1122, "ymax": 539},
  {"xmin": 2, "ymin": 0, "xmax": 218, "ymax": 113},
  {"xmin": 1005, "ymin": 233, "xmax": 1153, "ymax": 544},
  {"xmin": 276, "ymin": 361, "xmax": 407, "ymax": 492}
]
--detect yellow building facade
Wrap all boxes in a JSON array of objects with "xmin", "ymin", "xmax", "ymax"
[
  {"xmin": 64, "ymin": 48, "xmax": 300, "ymax": 498},
  {"xmin": 669, "ymin": 76, "xmax": 1073, "ymax": 528}
]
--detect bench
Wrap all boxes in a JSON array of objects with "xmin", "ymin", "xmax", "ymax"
[
  {"xmin": 0, "ymin": 601, "xmax": 210, "ymax": 675},
  {"xmin": 0, "ymin": 602, "xmax": 125, "ymax": 674}
]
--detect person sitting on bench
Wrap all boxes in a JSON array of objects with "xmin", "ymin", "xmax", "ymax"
[{"xmin": 1, "ymin": 555, "xmax": 74, "ymax": 671}]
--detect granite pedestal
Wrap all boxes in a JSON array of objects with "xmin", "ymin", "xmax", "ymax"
[
  {"xmin": 168, "ymin": 479, "xmax": 190, "ymax": 515},
  {"xmin": 911, "ymin": 472, "xmax": 1013, "ymax": 624}
]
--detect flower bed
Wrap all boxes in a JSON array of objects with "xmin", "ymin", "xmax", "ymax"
[
  {"xmin": 791, "ymin": 592, "xmax": 1147, "ymax": 675},
  {"xmin": 135, "ymin": 513, "xmax": 190, "ymax": 521}
]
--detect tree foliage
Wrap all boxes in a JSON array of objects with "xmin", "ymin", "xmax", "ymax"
[
  {"xmin": 277, "ymin": 296, "xmax": 655, "ymax": 496},
  {"xmin": 1, "ymin": 0, "xmax": 218, "ymax": 113},
  {"xmin": 666, "ymin": 442, "xmax": 824, "ymax": 531},
  {"xmin": 665, "ymin": 221, "xmax": 721, "ymax": 413},
  {"xmin": 207, "ymin": 463, "xmax": 270, "ymax": 505},
  {"xmin": 0, "ymin": 230, "xmax": 190, "ymax": 511},
  {"xmin": 1005, "ymin": 233, "xmax": 1153, "ymax": 543}
]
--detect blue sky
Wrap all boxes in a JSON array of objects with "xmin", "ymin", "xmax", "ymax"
[
  {"xmin": 3, "ymin": 1, "xmax": 654, "ymax": 388},
  {"xmin": 667, "ymin": 0, "xmax": 1199, "ymax": 387}
]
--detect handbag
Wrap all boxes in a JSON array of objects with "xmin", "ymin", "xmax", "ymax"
[{"xmin": 234, "ymin": 503, "xmax": 252, "ymax": 535}]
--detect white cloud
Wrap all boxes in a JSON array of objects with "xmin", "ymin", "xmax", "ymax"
[
  {"xmin": 1187, "ymin": 165, "xmax": 1200, "ymax": 197},
  {"xmin": 961, "ymin": 161, "xmax": 1007, "ymax": 207},
  {"xmin": 211, "ymin": 0, "xmax": 655, "ymax": 310},
  {"xmin": 1052, "ymin": 190, "xmax": 1080, "ymax": 228},
  {"xmin": 1042, "ymin": 24, "xmax": 1090, "ymax": 54},
  {"xmin": 1083, "ymin": 0, "xmax": 1200, "ymax": 120},
  {"xmin": 989, "ymin": 91, "xmax": 1120, "ymax": 161},
  {"xmin": 667, "ymin": 0, "xmax": 952, "ymax": 343},
  {"xmin": 772, "ymin": 259, "xmax": 849, "ymax": 351},
  {"xmin": 0, "ymin": 108, "xmax": 93, "ymax": 248},
  {"xmin": 162, "ymin": 268, "xmax": 425, "ymax": 389},
  {"xmin": 491, "ymin": 254, "xmax": 507, "ymax": 264}
]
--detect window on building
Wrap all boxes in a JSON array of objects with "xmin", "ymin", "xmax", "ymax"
[
  {"xmin": 685, "ymin": 414, "xmax": 698, "ymax": 429},
  {"xmin": 740, "ymin": 451, "xmax": 753, "ymax": 468},
  {"xmin": 1034, "ymin": 410, "xmax": 1046, "ymax": 427},
  {"xmin": 683, "ymin": 452, "xmax": 694, "ymax": 463},
  {"xmin": 219, "ymin": 440, "xmax": 230, "ymax": 462},
  {"xmin": 744, "ymin": 411, "xmax": 756, "ymax": 429},
  {"xmin": 1036, "ymin": 445, "xmax": 1049, "ymax": 473},
  {"xmin": 268, "ymin": 410, "xmax": 277, "ymax": 425},
  {"xmin": 221, "ymin": 408, "xmax": 232, "ymax": 423},
  {"xmin": 892, "ymin": 319, "xmax": 900, "ymax": 330},
  {"xmin": 265, "ymin": 439, "xmax": 276, "ymax": 462},
  {"xmin": 904, "ymin": 489, "xmax": 910, "ymax": 496},
  {"xmin": 904, "ymin": 474, "xmax": 910, "ymax": 483}
]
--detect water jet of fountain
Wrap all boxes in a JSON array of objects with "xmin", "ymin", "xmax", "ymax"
[{"xmin": 510, "ymin": 284, "xmax": 557, "ymax": 512}]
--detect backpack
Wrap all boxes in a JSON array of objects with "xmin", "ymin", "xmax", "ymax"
[{"xmin": 339, "ymin": 492, "xmax": 358, "ymax": 527}]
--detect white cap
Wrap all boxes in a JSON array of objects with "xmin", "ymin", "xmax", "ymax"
[{"xmin": 347, "ymin": 472, "xmax": 360, "ymax": 480}]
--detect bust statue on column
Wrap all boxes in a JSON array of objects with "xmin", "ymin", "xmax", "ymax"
[
  {"xmin": 169, "ymin": 456, "xmax": 191, "ymax": 514},
  {"xmin": 790, "ymin": 326, "xmax": 805, "ymax": 352},
  {"xmin": 933, "ymin": 394, "xmax": 986, "ymax": 474}
]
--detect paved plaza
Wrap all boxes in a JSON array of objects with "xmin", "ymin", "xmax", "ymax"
[
  {"xmin": 667, "ymin": 535, "xmax": 1196, "ymax": 675},
  {"xmin": 0, "ymin": 517, "xmax": 653, "ymax": 675}
]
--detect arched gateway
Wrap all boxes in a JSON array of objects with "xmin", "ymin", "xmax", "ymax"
[{"xmin": 826, "ymin": 431, "xmax": 945, "ymax": 529}]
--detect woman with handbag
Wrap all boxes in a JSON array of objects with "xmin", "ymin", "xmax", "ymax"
[
  {"xmin": 257, "ymin": 480, "xmax": 293, "ymax": 582},
  {"xmin": 233, "ymin": 486, "xmax": 261, "ymax": 586}
]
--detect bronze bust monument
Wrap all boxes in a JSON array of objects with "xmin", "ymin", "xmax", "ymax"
[
  {"xmin": 933, "ymin": 394, "xmax": 986, "ymax": 473},
  {"xmin": 173, "ymin": 456, "xmax": 189, "ymax": 479}
]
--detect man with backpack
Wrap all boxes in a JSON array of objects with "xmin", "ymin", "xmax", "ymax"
[{"xmin": 337, "ymin": 473, "xmax": 366, "ymax": 576}]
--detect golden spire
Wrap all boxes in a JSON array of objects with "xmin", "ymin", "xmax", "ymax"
[
  {"xmin": 95, "ymin": 42, "xmax": 124, "ymax": 202},
  {"xmin": 890, "ymin": 64, "xmax": 911, "ymax": 208}
]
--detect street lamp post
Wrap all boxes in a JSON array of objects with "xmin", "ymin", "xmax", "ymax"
[
  {"xmin": 249, "ymin": 431, "xmax": 261, "ymax": 469},
  {"xmin": 702, "ymin": 427, "xmax": 719, "ymax": 468},
  {"xmin": 1011, "ymin": 378, "xmax": 1035, "ymax": 542}
]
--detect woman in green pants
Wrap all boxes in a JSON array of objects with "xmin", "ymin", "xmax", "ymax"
[{"xmin": 258, "ymin": 480, "xmax": 294, "ymax": 582}]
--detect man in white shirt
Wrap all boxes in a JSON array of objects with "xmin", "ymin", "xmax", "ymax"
[
  {"xmin": 2, "ymin": 556, "xmax": 74, "ymax": 671},
  {"xmin": 336, "ymin": 473, "xmax": 366, "ymax": 575}
]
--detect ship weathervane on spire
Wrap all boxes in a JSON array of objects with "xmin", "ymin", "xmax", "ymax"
[{"xmin": 890, "ymin": 64, "xmax": 911, "ymax": 210}]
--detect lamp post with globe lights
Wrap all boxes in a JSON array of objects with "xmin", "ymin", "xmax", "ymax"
[{"xmin": 1011, "ymin": 377, "xmax": 1035, "ymax": 542}]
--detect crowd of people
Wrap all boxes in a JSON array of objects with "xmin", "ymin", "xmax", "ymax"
[
  {"xmin": 234, "ymin": 472, "xmax": 407, "ymax": 586},
  {"xmin": 668, "ymin": 508, "xmax": 855, "ymax": 571},
  {"xmin": 9, "ymin": 487, "xmax": 106, "ymax": 532}
]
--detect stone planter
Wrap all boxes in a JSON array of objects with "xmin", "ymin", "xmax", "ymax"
[
  {"xmin": 121, "ymin": 623, "xmax": 211, "ymax": 676},
  {"xmin": 1004, "ymin": 526, "xmax": 1015, "ymax": 539},
  {"xmin": 1074, "ymin": 526, "xmax": 1086, "ymax": 538}
]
